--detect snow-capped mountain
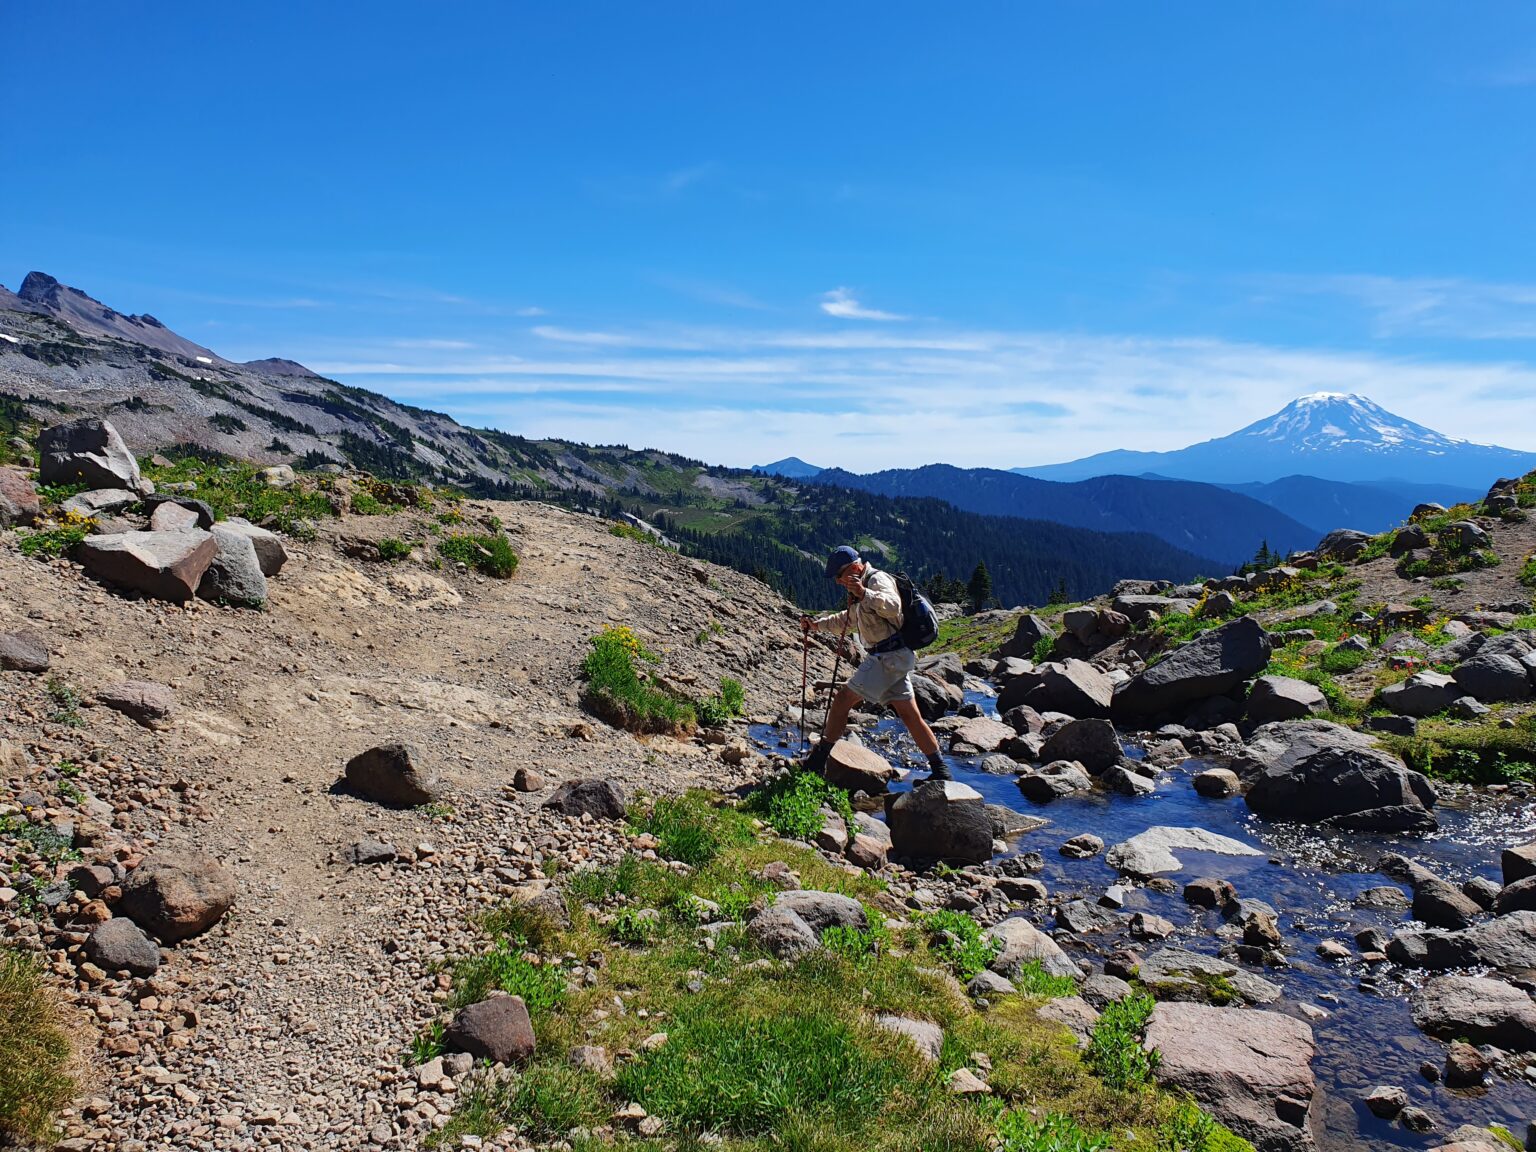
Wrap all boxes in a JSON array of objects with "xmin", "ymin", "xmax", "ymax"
[{"xmin": 1014, "ymin": 393, "xmax": 1536, "ymax": 489}]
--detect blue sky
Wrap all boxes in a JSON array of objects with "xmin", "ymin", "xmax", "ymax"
[{"xmin": 5, "ymin": 3, "xmax": 1536, "ymax": 469}]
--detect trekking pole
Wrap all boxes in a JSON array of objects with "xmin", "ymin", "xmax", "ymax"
[
  {"xmin": 799, "ymin": 630, "xmax": 810, "ymax": 753},
  {"xmin": 817, "ymin": 592, "xmax": 853, "ymax": 747}
]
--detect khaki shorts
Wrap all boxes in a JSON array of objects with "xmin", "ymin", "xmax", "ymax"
[{"xmin": 846, "ymin": 647, "xmax": 917, "ymax": 705}]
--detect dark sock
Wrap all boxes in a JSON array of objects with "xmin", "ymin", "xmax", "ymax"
[
  {"xmin": 926, "ymin": 752, "xmax": 950, "ymax": 780},
  {"xmin": 804, "ymin": 741, "xmax": 831, "ymax": 773}
]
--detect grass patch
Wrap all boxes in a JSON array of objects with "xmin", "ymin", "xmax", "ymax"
[
  {"xmin": 631, "ymin": 791, "xmax": 755, "ymax": 868},
  {"xmin": 610, "ymin": 521, "xmax": 665, "ymax": 546},
  {"xmin": 1520, "ymin": 554, "xmax": 1536, "ymax": 590},
  {"xmin": 141, "ymin": 451, "xmax": 334, "ymax": 539},
  {"xmin": 740, "ymin": 768, "xmax": 854, "ymax": 840},
  {"xmin": 1382, "ymin": 714, "xmax": 1536, "ymax": 784},
  {"xmin": 437, "ymin": 531, "xmax": 518, "ymax": 578},
  {"xmin": 17, "ymin": 509, "xmax": 95, "ymax": 559},
  {"xmin": 696, "ymin": 676, "xmax": 746, "ymax": 728},
  {"xmin": 919, "ymin": 909, "xmax": 1002, "ymax": 983},
  {"xmin": 580, "ymin": 625, "xmax": 696, "ymax": 735},
  {"xmin": 0, "ymin": 949, "xmax": 76, "ymax": 1147}
]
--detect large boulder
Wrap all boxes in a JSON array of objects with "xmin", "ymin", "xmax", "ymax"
[
  {"xmin": 144, "ymin": 495, "xmax": 216, "ymax": 531},
  {"xmin": 76, "ymin": 530, "xmax": 219, "ymax": 602},
  {"xmin": 0, "ymin": 466, "xmax": 41, "ymax": 527},
  {"xmin": 917, "ymin": 652, "xmax": 966, "ymax": 686},
  {"xmin": 910, "ymin": 673, "xmax": 955, "ymax": 721},
  {"xmin": 1316, "ymin": 529, "xmax": 1372, "ymax": 562},
  {"xmin": 1379, "ymin": 670, "xmax": 1461, "ymax": 718},
  {"xmin": 1144, "ymin": 1002, "xmax": 1316, "ymax": 1152},
  {"xmin": 1137, "ymin": 948, "xmax": 1282, "ymax": 1006},
  {"xmin": 983, "ymin": 915, "xmax": 1079, "ymax": 980},
  {"xmin": 885, "ymin": 781, "xmax": 993, "ymax": 864},
  {"xmin": 1413, "ymin": 878, "xmax": 1483, "ymax": 930},
  {"xmin": 443, "ymin": 993, "xmax": 536, "ymax": 1064},
  {"xmin": 998, "ymin": 614, "xmax": 1055, "ymax": 659},
  {"xmin": 1105, "ymin": 826, "xmax": 1264, "ymax": 878},
  {"xmin": 85, "ymin": 917, "xmax": 162, "ymax": 976},
  {"xmin": 823, "ymin": 741, "xmax": 900, "ymax": 793},
  {"xmin": 1112, "ymin": 617, "xmax": 1271, "ymax": 718},
  {"xmin": 950, "ymin": 715, "xmax": 1014, "ymax": 753},
  {"xmin": 118, "ymin": 850, "xmax": 237, "ymax": 943},
  {"xmin": 38, "ymin": 418, "xmax": 149, "ymax": 494},
  {"xmin": 1238, "ymin": 721, "xmax": 1437, "ymax": 833},
  {"xmin": 1388, "ymin": 910, "xmax": 1536, "ymax": 973},
  {"xmin": 198, "ymin": 525, "xmax": 269, "ymax": 608},
  {"xmin": 999, "ymin": 659, "xmax": 1114, "ymax": 718},
  {"xmin": 1017, "ymin": 760, "xmax": 1093, "ymax": 803},
  {"xmin": 219, "ymin": 517, "xmax": 288, "ymax": 576},
  {"xmin": 344, "ymin": 742, "xmax": 447, "ymax": 807},
  {"xmin": 1410, "ymin": 975, "xmax": 1536, "ymax": 1050},
  {"xmin": 1245, "ymin": 676, "xmax": 1327, "ymax": 724},
  {"xmin": 1454, "ymin": 652, "xmax": 1531, "ymax": 703},
  {"xmin": 543, "ymin": 777, "xmax": 626, "ymax": 820},
  {"xmin": 1037, "ymin": 718, "xmax": 1122, "ymax": 774},
  {"xmin": 0, "ymin": 630, "xmax": 49, "ymax": 674}
]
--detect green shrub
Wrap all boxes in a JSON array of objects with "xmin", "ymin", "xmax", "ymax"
[
  {"xmin": 696, "ymin": 676, "xmax": 747, "ymax": 728},
  {"xmin": 1087, "ymin": 991, "xmax": 1159, "ymax": 1090},
  {"xmin": 1155, "ymin": 1099, "xmax": 1248, "ymax": 1152},
  {"xmin": 377, "ymin": 537, "xmax": 412, "ymax": 562},
  {"xmin": 917, "ymin": 909, "xmax": 1001, "ymax": 982},
  {"xmin": 580, "ymin": 625, "xmax": 696, "ymax": 735},
  {"xmin": 438, "ymin": 531, "xmax": 518, "ymax": 578},
  {"xmin": 996, "ymin": 1110, "xmax": 1110, "ymax": 1152},
  {"xmin": 351, "ymin": 491, "xmax": 386, "ymax": 515},
  {"xmin": 430, "ymin": 1063, "xmax": 607, "ymax": 1147},
  {"xmin": 741, "ymin": 769, "xmax": 853, "ymax": 840},
  {"xmin": 0, "ymin": 949, "xmax": 75, "ymax": 1147},
  {"xmin": 1520, "ymin": 554, "xmax": 1536, "ymax": 589},
  {"xmin": 1317, "ymin": 643, "xmax": 1369, "ymax": 675},
  {"xmin": 1032, "ymin": 634, "xmax": 1056, "ymax": 662},
  {"xmin": 18, "ymin": 513, "xmax": 94, "ymax": 559},
  {"xmin": 208, "ymin": 412, "xmax": 247, "ymax": 434},
  {"xmin": 451, "ymin": 937, "xmax": 568, "ymax": 1014}
]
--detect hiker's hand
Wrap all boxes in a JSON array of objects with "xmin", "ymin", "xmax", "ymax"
[{"xmin": 800, "ymin": 615, "xmax": 813, "ymax": 634}]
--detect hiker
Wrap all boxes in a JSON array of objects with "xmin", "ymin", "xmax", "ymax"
[{"xmin": 801, "ymin": 545, "xmax": 951, "ymax": 782}]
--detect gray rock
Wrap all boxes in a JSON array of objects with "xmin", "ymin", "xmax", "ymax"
[
  {"xmin": 1138, "ymin": 947, "xmax": 1282, "ymax": 1005},
  {"xmin": 219, "ymin": 517, "xmax": 288, "ymax": 576},
  {"xmin": 984, "ymin": 915, "xmax": 1079, "ymax": 980},
  {"xmin": 1238, "ymin": 720, "xmax": 1437, "ymax": 833},
  {"xmin": 1504, "ymin": 842, "xmax": 1536, "ymax": 886},
  {"xmin": 1462, "ymin": 876, "xmax": 1502, "ymax": 910},
  {"xmin": 998, "ymin": 613, "xmax": 1056, "ymax": 660},
  {"xmin": 1450, "ymin": 696, "xmax": 1491, "ymax": 719},
  {"xmin": 1413, "ymin": 878, "xmax": 1484, "ymax": 930},
  {"xmin": 1101, "ymin": 764, "xmax": 1156, "ymax": 796},
  {"xmin": 1388, "ymin": 910, "xmax": 1536, "ymax": 972},
  {"xmin": 918, "ymin": 652, "xmax": 967, "ymax": 685},
  {"xmin": 1113, "ymin": 617, "xmax": 1271, "ymax": 718},
  {"xmin": 1056, "ymin": 900, "xmax": 1121, "ymax": 934},
  {"xmin": 1410, "ymin": 976, "xmax": 1536, "ymax": 1049},
  {"xmin": 542, "ymin": 778, "xmax": 625, "ymax": 820},
  {"xmin": 1316, "ymin": 529, "xmax": 1372, "ymax": 562},
  {"xmin": 999, "ymin": 659, "xmax": 1114, "ymax": 718},
  {"xmin": 76, "ymin": 529, "xmax": 219, "ymax": 602},
  {"xmin": 1363, "ymin": 1084, "xmax": 1407, "ymax": 1119},
  {"xmin": 822, "ymin": 741, "xmax": 900, "ymax": 793},
  {"xmin": 38, "ymin": 418, "xmax": 148, "ymax": 494},
  {"xmin": 1144, "ymin": 1002, "xmax": 1315, "ymax": 1152},
  {"xmin": 1037, "ymin": 718, "xmax": 1122, "ymax": 774},
  {"xmin": 198, "ymin": 525, "xmax": 269, "ymax": 608},
  {"xmin": 1245, "ymin": 675, "xmax": 1327, "ymax": 723},
  {"xmin": 61, "ymin": 488, "xmax": 141, "ymax": 518},
  {"xmin": 1106, "ymin": 826, "xmax": 1263, "ymax": 877},
  {"xmin": 773, "ymin": 889, "xmax": 868, "ymax": 934},
  {"xmin": 118, "ymin": 850, "xmax": 237, "ymax": 943},
  {"xmin": 1495, "ymin": 875, "xmax": 1536, "ymax": 916},
  {"xmin": 745, "ymin": 905, "xmax": 818, "ymax": 958},
  {"xmin": 85, "ymin": 917, "xmax": 162, "ymax": 976},
  {"xmin": 148, "ymin": 501, "xmax": 201, "ymax": 531},
  {"xmin": 1455, "ymin": 652, "xmax": 1531, "ymax": 703},
  {"xmin": 1130, "ymin": 912, "xmax": 1176, "ymax": 940},
  {"xmin": 96, "ymin": 679, "xmax": 174, "ymax": 727},
  {"xmin": 1060, "ymin": 833, "xmax": 1104, "ymax": 859},
  {"xmin": 444, "ymin": 993, "xmax": 535, "ymax": 1064},
  {"xmin": 910, "ymin": 673, "xmax": 955, "ymax": 722},
  {"xmin": 885, "ymin": 780, "xmax": 993, "ymax": 864},
  {"xmin": 0, "ymin": 630, "xmax": 49, "ymax": 673},
  {"xmin": 874, "ymin": 1014, "xmax": 943, "ymax": 1061},
  {"xmin": 346, "ymin": 838, "xmax": 398, "ymax": 865},
  {"xmin": 345, "ymin": 742, "xmax": 447, "ymax": 807},
  {"xmin": 1082, "ymin": 973, "xmax": 1134, "ymax": 1008},
  {"xmin": 966, "ymin": 969, "xmax": 1017, "ymax": 997},
  {"xmin": 1017, "ymin": 760, "xmax": 1093, "ymax": 803},
  {"xmin": 950, "ymin": 715, "xmax": 1015, "ymax": 753},
  {"xmin": 1380, "ymin": 670, "xmax": 1462, "ymax": 717}
]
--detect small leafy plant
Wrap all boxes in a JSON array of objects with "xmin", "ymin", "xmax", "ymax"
[
  {"xmin": 917, "ymin": 909, "xmax": 1001, "ymax": 982},
  {"xmin": 438, "ymin": 531, "xmax": 518, "ymax": 578},
  {"xmin": 376, "ymin": 537, "xmax": 412, "ymax": 562},
  {"xmin": 581, "ymin": 625, "xmax": 696, "ymax": 735},
  {"xmin": 996, "ymin": 1110, "xmax": 1110, "ymax": 1152},
  {"xmin": 741, "ymin": 769, "xmax": 852, "ymax": 840},
  {"xmin": 1086, "ymin": 991, "xmax": 1159, "ymax": 1090},
  {"xmin": 696, "ymin": 676, "xmax": 746, "ymax": 728}
]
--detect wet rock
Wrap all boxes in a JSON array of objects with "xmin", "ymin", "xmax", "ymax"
[
  {"xmin": 1246, "ymin": 675, "xmax": 1327, "ymax": 724},
  {"xmin": 1143, "ymin": 1002, "xmax": 1314, "ymax": 1152},
  {"xmin": 1316, "ymin": 939, "xmax": 1351, "ymax": 961},
  {"xmin": 1390, "ymin": 911, "xmax": 1536, "ymax": 973},
  {"xmin": 1238, "ymin": 720, "xmax": 1437, "ymax": 833},
  {"xmin": 1443, "ymin": 1041, "xmax": 1490, "ymax": 1089},
  {"xmin": 1138, "ymin": 947, "xmax": 1282, "ymax": 1006},
  {"xmin": 984, "ymin": 915, "xmax": 1079, "ymax": 980},
  {"xmin": 0, "ymin": 466, "xmax": 40, "ymax": 527},
  {"xmin": 1380, "ymin": 670, "xmax": 1462, "ymax": 717},
  {"xmin": 1355, "ymin": 886, "xmax": 1409, "ymax": 910},
  {"xmin": 885, "ymin": 781, "xmax": 993, "ymax": 864},
  {"xmin": 1107, "ymin": 826, "xmax": 1264, "ymax": 878},
  {"xmin": 1410, "ymin": 975, "xmax": 1536, "ymax": 1050},
  {"xmin": 344, "ymin": 742, "xmax": 447, "ymax": 807},
  {"xmin": 1113, "ymin": 617, "xmax": 1271, "ymax": 718},
  {"xmin": 444, "ymin": 993, "xmax": 536, "ymax": 1064},
  {"xmin": 1000, "ymin": 659, "xmax": 1114, "ymax": 718},
  {"xmin": 1101, "ymin": 764, "xmax": 1156, "ymax": 796},
  {"xmin": 85, "ymin": 917, "xmax": 162, "ymax": 976},
  {"xmin": 198, "ymin": 525, "xmax": 269, "ymax": 608},
  {"xmin": 1462, "ymin": 876, "xmax": 1501, "ymax": 910},
  {"xmin": 118, "ymin": 850, "xmax": 237, "ymax": 943},
  {"xmin": 219, "ymin": 517, "xmax": 288, "ymax": 576},
  {"xmin": 38, "ymin": 417, "xmax": 149, "ymax": 494},
  {"xmin": 823, "ymin": 741, "xmax": 900, "ymax": 793},
  {"xmin": 1037, "ymin": 719, "xmax": 1122, "ymax": 774},
  {"xmin": 96, "ymin": 679, "xmax": 174, "ymax": 727},
  {"xmin": 874, "ymin": 1014, "xmax": 943, "ymax": 1061},
  {"xmin": 1130, "ymin": 912, "xmax": 1175, "ymax": 940},
  {"xmin": 1193, "ymin": 767, "xmax": 1241, "ymax": 797},
  {"xmin": 1399, "ymin": 1107, "xmax": 1435, "ymax": 1134},
  {"xmin": 1363, "ymin": 1085, "xmax": 1407, "ymax": 1118},
  {"xmin": 1505, "ymin": 842, "xmax": 1536, "ymax": 886},
  {"xmin": 542, "ymin": 778, "xmax": 626, "ymax": 820},
  {"xmin": 1017, "ymin": 760, "xmax": 1093, "ymax": 803},
  {"xmin": 1495, "ymin": 875, "xmax": 1536, "ymax": 916},
  {"xmin": 76, "ymin": 529, "xmax": 219, "ymax": 602},
  {"xmin": 1060, "ymin": 833, "xmax": 1104, "ymax": 859},
  {"xmin": 0, "ymin": 629, "xmax": 49, "ymax": 673},
  {"xmin": 1056, "ymin": 900, "xmax": 1120, "ymax": 934},
  {"xmin": 1414, "ymin": 878, "xmax": 1484, "ymax": 930}
]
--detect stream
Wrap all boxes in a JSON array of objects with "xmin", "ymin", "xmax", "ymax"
[{"xmin": 754, "ymin": 691, "xmax": 1536, "ymax": 1150}]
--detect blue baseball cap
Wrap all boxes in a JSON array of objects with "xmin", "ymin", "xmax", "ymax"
[{"xmin": 825, "ymin": 545, "xmax": 860, "ymax": 579}]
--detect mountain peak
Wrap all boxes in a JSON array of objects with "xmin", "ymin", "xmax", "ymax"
[
  {"xmin": 6, "ymin": 270, "xmax": 224, "ymax": 364},
  {"xmin": 753, "ymin": 456, "xmax": 822, "ymax": 478}
]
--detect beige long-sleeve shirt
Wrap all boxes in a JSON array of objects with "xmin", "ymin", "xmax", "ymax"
[{"xmin": 810, "ymin": 568, "xmax": 904, "ymax": 648}]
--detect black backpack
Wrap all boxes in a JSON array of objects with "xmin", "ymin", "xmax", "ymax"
[{"xmin": 890, "ymin": 570, "xmax": 940, "ymax": 650}]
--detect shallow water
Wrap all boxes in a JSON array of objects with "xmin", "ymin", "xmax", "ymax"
[{"xmin": 756, "ymin": 695, "xmax": 1536, "ymax": 1150}]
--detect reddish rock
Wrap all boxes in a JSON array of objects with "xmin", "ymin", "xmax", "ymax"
[
  {"xmin": 76, "ymin": 530, "xmax": 218, "ymax": 602},
  {"xmin": 96, "ymin": 680, "xmax": 174, "ymax": 727},
  {"xmin": 444, "ymin": 993, "xmax": 535, "ymax": 1064},
  {"xmin": 118, "ymin": 850, "xmax": 237, "ymax": 943},
  {"xmin": 0, "ymin": 466, "xmax": 40, "ymax": 527},
  {"xmin": 823, "ymin": 741, "xmax": 900, "ymax": 793}
]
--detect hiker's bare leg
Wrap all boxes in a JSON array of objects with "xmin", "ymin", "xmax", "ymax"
[
  {"xmin": 822, "ymin": 685, "xmax": 862, "ymax": 745},
  {"xmin": 890, "ymin": 699, "xmax": 940, "ymax": 757}
]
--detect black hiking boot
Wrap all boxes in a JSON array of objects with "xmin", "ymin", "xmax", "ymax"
[
  {"xmin": 803, "ymin": 740, "xmax": 831, "ymax": 775},
  {"xmin": 920, "ymin": 754, "xmax": 951, "ymax": 784}
]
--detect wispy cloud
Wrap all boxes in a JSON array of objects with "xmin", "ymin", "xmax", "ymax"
[
  {"xmin": 513, "ymin": 306, "xmax": 548, "ymax": 317},
  {"xmin": 662, "ymin": 162, "xmax": 716, "ymax": 193},
  {"xmin": 392, "ymin": 338, "xmax": 477, "ymax": 350},
  {"xmin": 1272, "ymin": 273, "xmax": 1536, "ymax": 340},
  {"xmin": 820, "ymin": 287, "xmax": 907, "ymax": 322}
]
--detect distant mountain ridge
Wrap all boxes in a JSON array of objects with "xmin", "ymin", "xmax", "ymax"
[
  {"xmin": 1014, "ymin": 392, "xmax": 1536, "ymax": 490},
  {"xmin": 812, "ymin": 464, "xmax": 1317, "ymax": 565},
  {"xmin": 753, "ymin": 456, "xmax": 822, "ymax": 478},
  {"xmin": 1218, "ymin": 474, "xmax": 1483, "ymax": 535}
]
